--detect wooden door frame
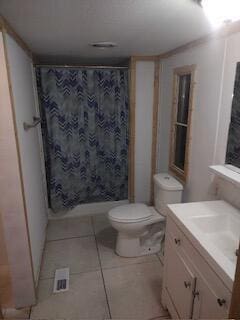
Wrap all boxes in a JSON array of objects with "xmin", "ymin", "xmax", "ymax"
[
  {"xmin": 128, "ymin": 57, "xmax": 136, "ymax": 203},
  {"xmin": 229, "ymin": 242, "xmax": 240, "ymax": 318}
]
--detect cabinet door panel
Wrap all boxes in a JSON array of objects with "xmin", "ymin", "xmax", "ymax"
[
  {"xmin": 165, "ymin": 240, "xmax": 196, "ymax": 319},
  {"xmin": 192, "ymin": 275, "xmax": 230, "ymax": 319}
]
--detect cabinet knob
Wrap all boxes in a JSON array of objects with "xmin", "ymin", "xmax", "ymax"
[
  {"xmin": 174, "ymin": 238, "xmax": 181, "ymax": 245},
  {"xmin": 184, "ymin": 281, "xmax": 191, "ymax": 289},
  {"xmin": 217, "ymin": 298, "xmax": 226, "ymax": 307},
  {"xmin": 193, "ymin": 291, "xmax": 199, "ymax": 298}
]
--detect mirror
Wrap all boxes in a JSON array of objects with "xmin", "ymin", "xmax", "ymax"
[{"xmin": 226, "ymin": 62, "xmax": 240, "ymax": 169}]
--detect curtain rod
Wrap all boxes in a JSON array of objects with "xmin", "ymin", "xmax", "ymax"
[{"xmin": 34, "ymin": 64, "xmax": 128, "ymax": 69}]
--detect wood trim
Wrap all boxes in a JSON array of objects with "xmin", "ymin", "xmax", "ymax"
[
  {"xmin": 0, "ymin": 305, "xmax": 3, "ymax": 319},
  {"xmin": 131, "ymin": 55, "xmax": 158, "ymax": 62},
  {"xmin": 229, "ymin": 242, "xmax": 240, "ymax": 319},
  {"xmin": 150, "ymin": 60, "xmax": 160, "ymax": 204},
  {"xmin": 1, "ymin": 28, "xmax": 36, "ymax": 306},
  {"xmin": 128, "ymin": 57, "xmax": 136, "ymax": 202},
  {"xmin": 184, "ymin": 66, "xmax": 196, "ymax": 182},
  {"xmin": 0, "ymin": 15, "xmax": 32, "ymax": 59},
  {"xmin": 169, "ymin": 66, "xmax": 180, "ymax": 180},
  {"xmin": 169, "ymin": 65, "xmax": 196, "ymax": 183},
  {"xmin": 158, "ymin": 20, "xmax": 240, "ymax": 61}
]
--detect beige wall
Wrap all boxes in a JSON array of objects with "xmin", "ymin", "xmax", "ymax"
[
  {"xmin": 0, "ymin": 31, "xmax": 36, "ymax": 308},
  {"xmin": 157, "ymin": 37, "xmax": 226, "ymax": 202},
  {"xmin": 135, "ymin": 60, "xmax": 155, "ymax": 203},
  {"xmin": 0, "ymin": 214, "xmax": 13, "ymax": 308},
  {"xmin": 5, "ymin": 33, "xmax": 48, "ymax": 282},
  {"xmin": 157, "ymin": 30, "xmax": 240, "ymax": 204}
]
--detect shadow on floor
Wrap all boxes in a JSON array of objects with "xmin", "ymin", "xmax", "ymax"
[{"xmin": 96, "ymin": 226, "xmax": 117, "ymax": 250}]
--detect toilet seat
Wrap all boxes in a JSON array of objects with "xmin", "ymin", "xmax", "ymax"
[{"xmin": 108, "ymin": 203, "xmax": 152, "ymax": 223}]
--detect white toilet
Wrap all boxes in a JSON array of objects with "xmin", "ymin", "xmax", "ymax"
[{"xmin": 108, "ymin": 173, "xmax": 183, "ymax": 257}]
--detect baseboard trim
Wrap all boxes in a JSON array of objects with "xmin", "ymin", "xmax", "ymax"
[{"xmin": 48, "ymin": 200, "xmax": 129, "ymax": 220}]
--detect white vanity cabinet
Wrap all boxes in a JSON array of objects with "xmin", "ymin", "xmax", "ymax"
[{"xmin": 162, "ymin": 216, "xmax": 232, "ymax": 319}]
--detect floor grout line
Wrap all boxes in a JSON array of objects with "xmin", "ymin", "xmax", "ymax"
[
  {"xmin": 91, "ymin": 216, "xmax": 112, "ymax": 319},
  {"xmin": 39, "ymin": 267, "xmax": 102, "ymax": 281},
  {"xmin": 33, "ymin": 216, "xmax": 165, "ymax": 320},
  {"xmin": 46, "ymin": 233, "xmax": 95, "ymax": 243},
  {"xmin": 100, "ymin": 257, "xmax": 162, "ymax": 271},
  {"xmin": 148, "ymin": 316, "xmax": 171, "ymax": 320},
  {"xmin": 38, "ymin": 256, "xmax": 162, "ymax": 282},
  {"xmin": 156, "ymin": 253, "xmax": 164, "ymax": 266}
]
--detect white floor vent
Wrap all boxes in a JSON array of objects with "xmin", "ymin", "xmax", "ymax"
[{"xmin": 53, "ymin": 268, "xmax": 69, "ymax": 293}]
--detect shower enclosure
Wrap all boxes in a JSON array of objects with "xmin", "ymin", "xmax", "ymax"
[{"xmin": 36, "ymin": 66, "xmax": 129, "ymax": 214}]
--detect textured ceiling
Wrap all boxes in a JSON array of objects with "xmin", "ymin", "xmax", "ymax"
[{"xmin": 0, "ymin": 0, "xmax": 212, "ymax": 64}]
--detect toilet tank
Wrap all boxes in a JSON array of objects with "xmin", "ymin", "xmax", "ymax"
[{"xmin": 154, "ymin": 173, "xmax": 183, "ymax": 216}]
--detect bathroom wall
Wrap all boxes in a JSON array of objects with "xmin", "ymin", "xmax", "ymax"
[
  {"xmin": 157, "ymin": 28, "xmax": 240, "ymax": 203},
  {"xmin": 134, "ymin": 60, "xmax": 155, "ymax": 203},
  {"xmin": 4, "ymin": 34, "xmax": 48, "ymax": 282},
  {"xmin": 157, "ymin": 37, "xmax": 226, "ymax": 202},
  {"xmin": 0, "ymin": 31, "xmax": 36, "ymax": 307}
]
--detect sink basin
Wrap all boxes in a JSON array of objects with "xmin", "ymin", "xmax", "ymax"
[
  {"xmin": 167, "ymin": 200, "xmax": 240, "ymax": 290},
  {"xmin": 189, "ymin": 214, "xmax": 240, "ymax": 263}
]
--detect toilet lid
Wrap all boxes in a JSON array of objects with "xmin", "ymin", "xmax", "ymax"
[{"xmin": 108, "ymin": 204, "xmax": 152, "ymax": 222}]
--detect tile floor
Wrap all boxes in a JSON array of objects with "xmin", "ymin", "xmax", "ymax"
[{"xmin": 4, "ymin": 214, "xmax": 169, "ymax": 320}]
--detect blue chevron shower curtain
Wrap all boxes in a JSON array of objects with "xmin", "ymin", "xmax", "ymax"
[{"xmin": 36, "ymin": 67, "xmax": 129, "ymax": 213}]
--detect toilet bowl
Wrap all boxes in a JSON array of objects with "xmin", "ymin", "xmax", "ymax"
[{"xmin": 108, "ymin": 173, "xmax": 183, "ymax": 257}]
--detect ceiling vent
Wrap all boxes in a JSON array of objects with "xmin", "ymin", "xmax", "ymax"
[{"xmin": 90, "ymin": 41, "xmax": 117, "ymax": 49}]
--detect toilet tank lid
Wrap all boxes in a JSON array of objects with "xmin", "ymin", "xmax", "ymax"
[{"xmin": 153, "ymin": 173, "xmax": 183, "ymax": 191}]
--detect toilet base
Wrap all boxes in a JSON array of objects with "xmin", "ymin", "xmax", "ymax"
[{"xmin": 115, "ymin": 232, "xmax": 162, "ymax": 257}]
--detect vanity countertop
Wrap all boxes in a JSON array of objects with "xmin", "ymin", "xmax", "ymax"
[{"xmin": 167, "ymin": 200, "xmax": 240, "ymax": 291}]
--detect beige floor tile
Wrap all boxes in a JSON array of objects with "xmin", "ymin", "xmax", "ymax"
[
  {"xmin": 31, "ymin": 271, "xmax": 110, "ymax": 320},
  {"xmin": 40, "ymin": 237, "xmax": 100, "ymax": 279},
  {"xmin": 147, "ymin": 316, "xmax": 171, "ymax": 320},
  {"xmin": 47, "ymin": 216, "xmax": 94, "ymax": 241},
  {"xmin": 103, "ymin": 261, "xmax": 168, "ymax": 319},
  {"xmin": 96, "ymin": 228, "xmax": 159, "ymax": 269},
  {"xmin": 3, "ymin": 307, "xmax": 30, "ymax": 319},
  {"xmin": 92, "ymin": 213, "xmax": 112, "ymax": 236},
  {"xmin": 105, "ymin": 318, "xmax": 170, "ymax": 320},
  {"xmin": 93, "ymin": 213, "xmax": 159, "ymax": 269}
]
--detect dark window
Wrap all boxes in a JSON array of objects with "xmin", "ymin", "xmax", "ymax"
[
  {"xmin": 170, "ymin": 66, "xmax": 195, "ymax": 181},
  {"xmin": 174, "ymin": 125, "xmax": 187, "ymax": 170},
  {"xmin": 177, "ymin": 74, "xmax": 191, "ymax": 124}
]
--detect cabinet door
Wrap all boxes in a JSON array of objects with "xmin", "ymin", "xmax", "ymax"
[
  {"xmin": 192, "ymin": 275, "xmax": 230, "ymax": 319},
  {"xmin": 165, "ymin": 240, "xmax": 196, "ymax": 319}
]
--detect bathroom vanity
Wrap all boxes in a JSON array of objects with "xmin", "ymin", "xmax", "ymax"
[{"xmin": 162, "ymin": 200, "xmax": 240, "ymax": 319}]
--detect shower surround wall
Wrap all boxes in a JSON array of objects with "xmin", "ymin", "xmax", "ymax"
[
  {"xmin": 0, "ymin": 28, "xmax": 48, "ymax": 307},
  {"xmin": 37, "ymin": 67, "xmax": 129, "ymax": 214}
]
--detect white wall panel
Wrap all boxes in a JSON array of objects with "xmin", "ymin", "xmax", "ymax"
[
  {"xmin": 157, "ymin": 39, "xmax": 226, "ymax": 202},
  {"xmin": 5, "ymin": 34, "xmax": 47, "ymax": 282},
  {"xmin": 0, "ymin": 32, "xmax": 36, "ymax": 307},
  {"xmin": 135, "ymin": 61, "xmax": 155, "ymax": 203}
]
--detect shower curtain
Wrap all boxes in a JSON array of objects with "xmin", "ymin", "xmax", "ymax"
[{"xmin": 36, "ymin": 67, "xmax": 129, "ymax": 213}]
